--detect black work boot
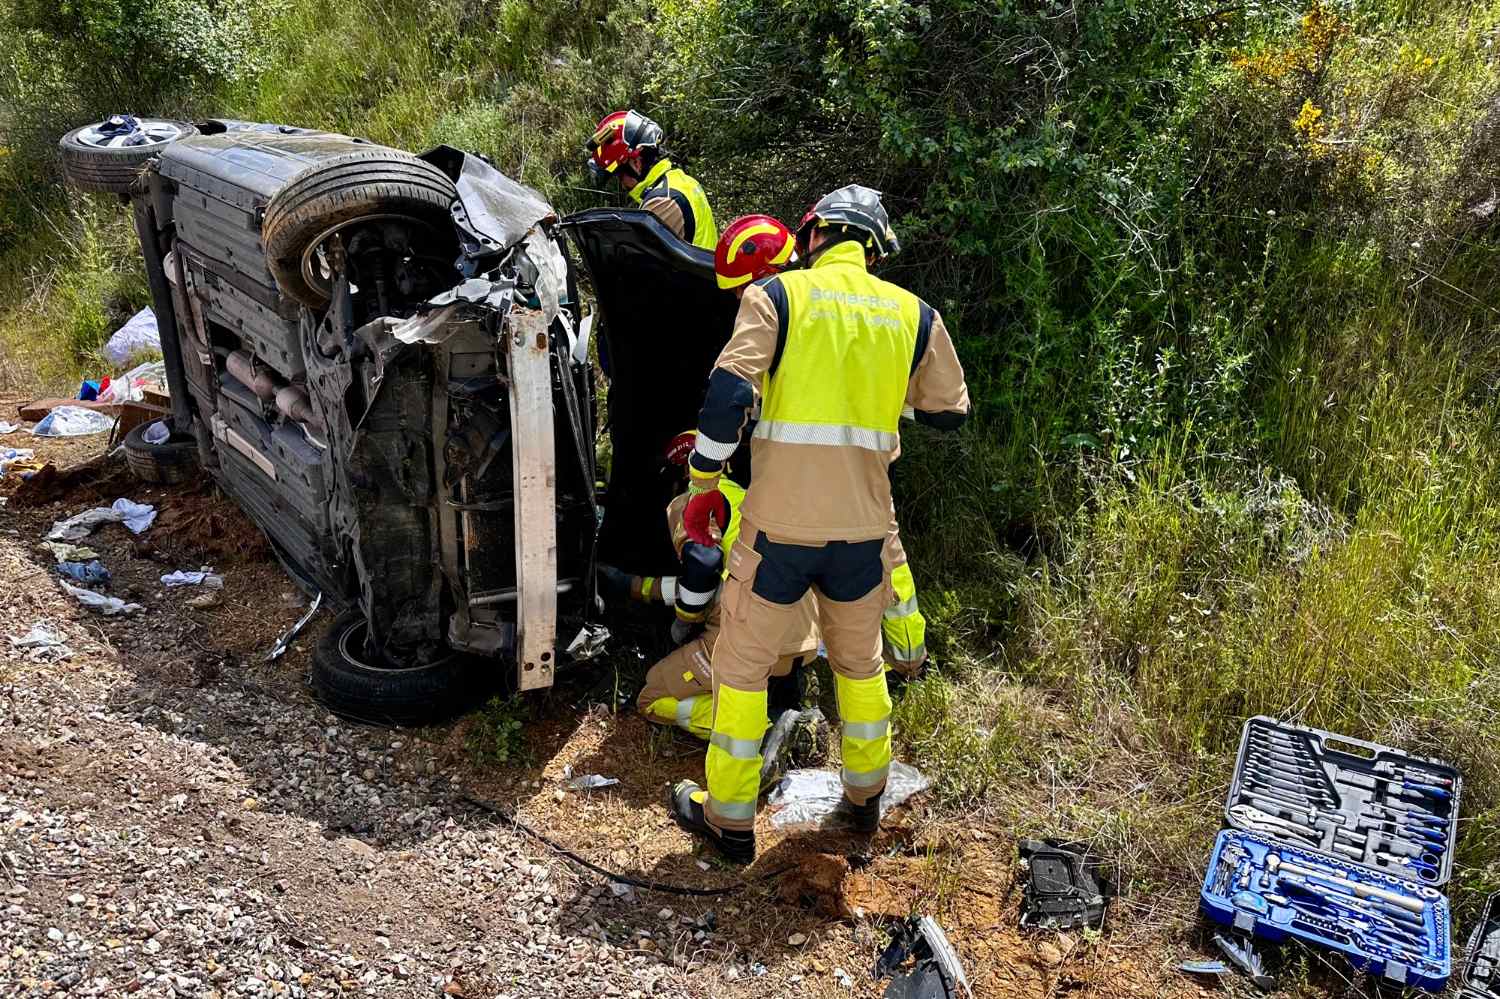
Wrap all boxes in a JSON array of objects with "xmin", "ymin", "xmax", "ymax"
[
  {"xmin": 669, "ymin": 781, "xmax": 755, "ymax": 865},
  {"xmin": 758, "ymin": 707, "xmax": 832, "ymax": 795},
  {"xmin": 841, "ymin": 793, "xmax": 882, "ymax": 834}
]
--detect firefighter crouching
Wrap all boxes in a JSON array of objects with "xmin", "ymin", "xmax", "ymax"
[
  {"xmin": 584, "ymin": 109, "xmax": 717, "ymax": 250},
  {"xmin": 667, "ymin": 188, "xmax": 971, "ymax": 863}
]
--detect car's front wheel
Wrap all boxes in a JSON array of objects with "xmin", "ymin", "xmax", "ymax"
[{"xmin": 310, "ymin": 610, "xmax": 493, "ymax": 727}]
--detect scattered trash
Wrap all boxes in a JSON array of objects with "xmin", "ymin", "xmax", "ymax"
[
  {"xmin": 1213, "ymin": 933, "xmax": 1276, "ymax": 993},
  {"xmin": 143, "ymin": 419, "xmax": 170, "ymax": 445},
  {"xmin": 99, "ymin": 360, "xmax": 168, "ymax": 404},
  {"xmin": 48, "ymin": 498, "xmax": 157, "ymax": 541},
  {"xmin": 77, "ymin": 377, "xmax": 109, "ymax": 402},
  {"xmin": 7, "ymin": 623, "xmax": 72, "ymax": 662},
  {"xmin": 875, "ymin": 916, "xmax": 973, "ymax": 999},
  {"xmin": 1018, "ymin": 839, "xmax": 1113, "ymax": 931},
  {"xmin": 31, "ymin": 405, "xmax": 116, "ymax": 437},
  {"xmin": 565, "ymin": 774, "xmax": 619, "ymax": 792},
  {"xmin": 0, "ymin": 421, "xmax": 22, "ymax": 434},
  {"xmin": 161, "ymin": 569, "xmax": 224, "ymax": 588},
  {"xmin": 186, "ymin": 591, "xmax": 223, "ymax": 610},
  {"xmin": 56, "ymin": 560, "xmax": 111, "ymax": 587},
  {"xmin": 766, "ymin": 760, "xmax": 931, "ymax": 830},
  {"xmin": 834, "ymin": 967, "xmax": 854, "ymax": 990},
  {"xmin": 264, "ymin": 591, "xmax": 322, "ymax": 661},
  {"xmin": 58, "ymin": 579, "xmax": 142, "ymax": 616},
  {"xmin": 41, "ymin": 541, "xmax": 99, "ymax": 563},
  {"xmin": 564, "ymin": 622, "xmax": 610, "ymax": 661},
  {"xmin": 103, "ymin": 306, "xmax": 160, "ymax": 366},
  {"xmin": 0, "ymin": 447, "xmax": 40, "ymax": 478}
]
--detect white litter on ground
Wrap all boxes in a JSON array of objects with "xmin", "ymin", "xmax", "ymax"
[
  {"xmin": 8, "ymin": 623, "xmax": 72, "ymax": 661},
  {"xmin": 58, "ymin": 580, "xmax": 143, "ymax": 616},
  {"xmin": 103, "ymin": 307, "xmax": 161, "ymax": 366},
  {"xmin": 766, "ymin": 760, "xmax": 932, "ymax": 830},
  {"xmin": 161, "ymin": 570, "xmax": 224, "ymax": 589},
  {"xmin": 47, "ymin": 498, "xmax": 157, "ymax": 541},
  {"xmin": 30, "ymin": 406, "xmax": 115, "ymax": 437}
]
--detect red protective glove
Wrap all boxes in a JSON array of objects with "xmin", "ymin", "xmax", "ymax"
[{"xmin": 682, "ymin": 488, "xmax": 731, "ymax": 548}]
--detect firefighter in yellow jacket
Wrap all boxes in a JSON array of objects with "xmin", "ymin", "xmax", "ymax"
[
  {"xmin": 585, "ymin": 109, "xmax": 717, "ymax": 250},
  {"xmin": 669, "ymin": 188, "xmax": 970, "ymax": 862}
]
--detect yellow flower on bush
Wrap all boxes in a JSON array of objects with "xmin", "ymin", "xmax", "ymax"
[{"xmin": 1293, "ymin": 99, "xmax": 1324, "ymax": 135}]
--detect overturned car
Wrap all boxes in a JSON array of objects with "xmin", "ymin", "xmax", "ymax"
[{"xmin": 59, "ymin": 116, "xmax": 735, "ymax": 724}]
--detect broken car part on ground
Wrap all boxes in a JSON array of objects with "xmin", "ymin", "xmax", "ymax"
[{"xmin": 59, "ymin": 115, "xmax": 737, "ymax": 725}]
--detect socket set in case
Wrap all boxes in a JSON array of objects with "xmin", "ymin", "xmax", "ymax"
[{"xmin": 1201, "ymin": 717, "xmax": 1462, "ymax": 992}]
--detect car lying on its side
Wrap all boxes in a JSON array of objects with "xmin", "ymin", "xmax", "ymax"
[{"xmin": 58, "ymin": 115, "xmax": 739, "ymax": 725}]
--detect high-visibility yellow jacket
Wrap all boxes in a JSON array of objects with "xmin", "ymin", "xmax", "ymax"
[
  {"xmin": 629, "ymin": 158, "xmax": 717, "ymax": 251},
  {"xmin": 689, "ymin": 239, "xmax": 969, "ymax": 542}
]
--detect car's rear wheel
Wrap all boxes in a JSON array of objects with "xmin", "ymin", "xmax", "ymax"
[
  {"xmin": 311, "ymin": 610, "xmax": 494, "ymax": 727},
  {"xmin": 123, "ymin": 417, "xmax": 197, "ymax": 485},
  {"xmin": 260, "ymin": 151, "xmax": 460, "ymax": 310},
  {"xmin": 59, "ymin": 116, "xmax": 197, "ymax": 194}
]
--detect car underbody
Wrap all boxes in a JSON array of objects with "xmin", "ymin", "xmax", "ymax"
[{"xmin": 60, "ymin": 116, "xmax": 736, "ymax": 723}]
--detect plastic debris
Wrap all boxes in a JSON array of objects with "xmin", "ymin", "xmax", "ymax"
[
  {"xmin": 41, "ymin": 541, "xmax": 99, "ymax": 563},
  {"xmin": 48, "ymin": 498, "xmax": 156, "ymax": 541},
  {"xmin": 161, "ymin": 569, "xmax": 224, "ymax": 589},
  {"xmin": 0, "ymin": 421, "xmax": 21, "ymax": 434},
  {"xmin": 766, "ymin": 760, "xmax": 932, "ymax": 830},
  {"xmin": 98, "ymin": 360, "xmax": 168, "ymax": 404},
  {"xmin": 58, "ymin": 579, "xmax": 142, "ymax": 616},
  {"xmin": 57, "ymin": 560, "xmax": 111, "ymax": 587},
  {"xmin": 566, "ymin": 774, "xmax": 619, "ymax": 792},
  {"xmin": 0, "ymin": 447, "xmax": 38, "ymax": 477},
  {"xmin": 143, "ymin": 420, "xmax": 170, "ymax": 445},
  {"xmin": 265, "ymin": 591, "xmax": 322, "ymax": 661},
  {"xmin": 7, "ymin": 623, "xmax": 72, "ymax": 662},
  {"xmin": 103, "ymin": 307, "xmax": 161, "ymax": 365},
  {"xmin": 875, "ymin": 915, "xmax": 973, "ymax": 999},
  {"xmin": 30, "ymin": 406, "xmax": 116, "ymax": 437},
  {"xmin": 1018, "ymin": 840, "xmax": 1113, "ymax": 930},
  {"xmin": 564, "ymin": 622, "xmax": 610, "ymax": 661}
]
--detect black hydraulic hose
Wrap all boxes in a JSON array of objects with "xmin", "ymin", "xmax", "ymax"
[{"xmin": 461, "ymin": 793, "xmax": 790, "ymax": 897}]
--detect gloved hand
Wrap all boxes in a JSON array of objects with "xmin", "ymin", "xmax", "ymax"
[
  {"xmin": 670, "ymin": 615, "xmax": 700, "ymax": 646},
  {"xmin": 682, "ymin": 487, "xmax": 731, "ymax": 548},
  {"xmin": 596, "ymin": 563, "xmax": 635, "ymax": 602}
]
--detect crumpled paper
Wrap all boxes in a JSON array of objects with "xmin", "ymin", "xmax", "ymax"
[{"xmin": 161, "ymin": 570, "xmax": 224, "ymax": 589}]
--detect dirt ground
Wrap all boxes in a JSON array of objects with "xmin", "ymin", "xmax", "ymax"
[{"xmin": 0, "ymin": 412, "xmax": 1235, "ymax": 998}]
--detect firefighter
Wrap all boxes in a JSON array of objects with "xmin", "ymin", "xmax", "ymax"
[
  {"xmin": 667, "ymin": 186, "xmax": 970, "ymax": 863},
  {"xmin": 712, "ymin": 215, "xmax": 930, "ymax": 683},
  {"xmin": 612, "ymin": 431, "xmax": 829, "ymax": 794},
  {"xmin": 584, "ymin": 109, "xmax": 717, "ymax": 251}
]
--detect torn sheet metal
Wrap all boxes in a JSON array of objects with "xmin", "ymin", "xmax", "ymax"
[{"xmin": 265, "ymin": 591, "xmax": 323, "ymax": 661}]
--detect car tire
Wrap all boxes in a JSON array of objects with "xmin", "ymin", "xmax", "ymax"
[
  {"xmin": 123, "ymin": 417, "xmax": 196, "ymax": 485},
  {"xmin": 260, "ymin": 151, "xmax": 460, "ymax": 310},
  {"xmin": 58, "ymin": 117, "xmax": 197, "ymax": 194},
  {"xmin": 311, "ymin": 610, "xmax": 492, "ymax": 727}
]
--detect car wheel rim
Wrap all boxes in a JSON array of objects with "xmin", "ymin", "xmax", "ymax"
[
  {"xmin": 297, "ymin": 214, "xmax": 444, "ymax": 301},
  {"xmin": 337, "ymin": 618, "xmax": 455, "ymax": 674},
  {"xmin": 75, "ymin": 118, "xmax": 185, "ymax": 149}
]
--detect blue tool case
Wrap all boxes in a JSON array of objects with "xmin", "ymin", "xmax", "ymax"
[{"xmin": 1200, "ymin": 717, "xmax": 1462, "ymax": 992}]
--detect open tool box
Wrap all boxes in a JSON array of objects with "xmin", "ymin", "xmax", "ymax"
[
  {"xmin": 1460, "ymin": 892, "xmax": 1500, "ymax": 998},
  {"xmin": 1200, "ymin": 717, "xmax": 1462, "ymax": 991}
]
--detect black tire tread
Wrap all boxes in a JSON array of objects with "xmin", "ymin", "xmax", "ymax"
[
  {"xmin": 260, "ymin": 152, "xmax": 458, "ymax": 309},
  {"xmin": 310, "ymin": 610, "xmax": 492, "ymax": 728},
  {"xmin": 123, "ymin": 418, "xmax": 196, "ymax": 486}
]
